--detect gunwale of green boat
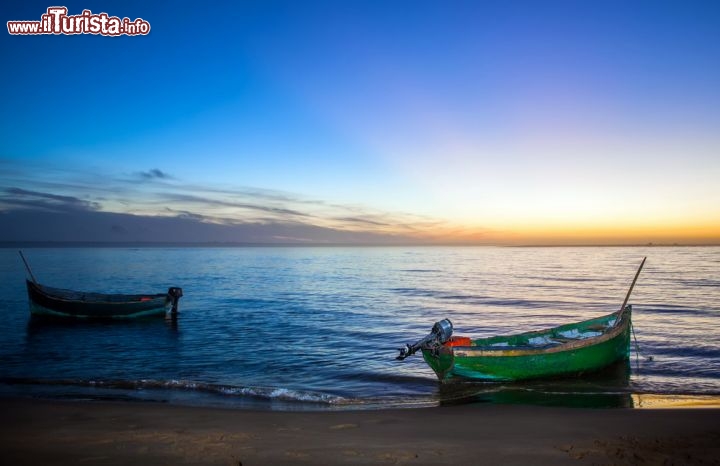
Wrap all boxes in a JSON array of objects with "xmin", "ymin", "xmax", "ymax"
[{"xmin": 449, "ymin": 306, "xmax": 629, "ymax": 357}]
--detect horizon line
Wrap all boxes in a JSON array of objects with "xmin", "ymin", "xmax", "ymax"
[{"xmin": 2, "ymin": 241, "xmax": 719, "ymax": 249}]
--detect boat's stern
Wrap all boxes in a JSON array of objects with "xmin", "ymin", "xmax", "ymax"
[
  {"xmin": 421, "ymin": 336, "xmax": 471, "ymax": 381},
  {"xmin": 166, "ymin": 287, "xmax": 183, "ymax": 317}
]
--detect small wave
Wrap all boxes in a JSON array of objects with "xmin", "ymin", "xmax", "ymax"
[
  {"xmin": 389, "ymin": 287, "xmax": 577, "ymax": 309},
  {"xmin": 676, "ymin": 278, "xmax": 720, "ymax": 288},
  {"xmin": 389, "ymin": 287, "xmax": 439, "ymax": 297},
  {"xmin": 641, "ymin": 306, "xmax": 716, "ymax": 317},
  {"xmin": 337, "ymin": 371, "xmax": 436, "ymax": 386},
  {"xmin": 0, "ymin": 377, "xmax": 348, "ymax": 405},
  {"xmin": 526, "ymin": 276, "xmax": 605, "ymax": 283},
  {"xmin": 389, "ymin": 287, "xmax": 487, "ymax": 302},
  {"xmin": 639, "ymin": 345, "xmax": 720, "ymax": 360},
  {"xmin": 398, "ymin": 269, "xmax": 442, "ymax": 273}
]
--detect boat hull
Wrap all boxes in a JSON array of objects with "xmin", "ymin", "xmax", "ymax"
[
  {"xmin": 26, "ymin": 280, "xmax": 172, "ymax": 319},
  {"xmin": 422, "ymin": 307, "xmax": 632, "ymax": 382}
]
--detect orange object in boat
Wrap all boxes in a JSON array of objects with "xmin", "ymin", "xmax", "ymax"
[{"xmin": 445, "ymin": 336, "xmax": 472, "ymax": 347}]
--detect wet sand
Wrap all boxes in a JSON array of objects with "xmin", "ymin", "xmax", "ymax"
[{"xmin": 1, "ymin": 398, "xmax": 718, "ymax": 465}]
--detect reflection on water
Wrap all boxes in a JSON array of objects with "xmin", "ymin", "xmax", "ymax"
[
  {"xmin": 26, "ymin": 314, "xmax": 180, "ymax": 334},
  {"xmin": 437, "ymin": 360, "xmax": 633, "ymax": 409},
  {"xmin": 25, "ymin": 314, "xmax": 180, "ymax": 346}
]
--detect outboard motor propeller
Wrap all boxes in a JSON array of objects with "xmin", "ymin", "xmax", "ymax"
[{"xmin": 396, "ymin": 319, "xmax": 453, "ymax": 360}]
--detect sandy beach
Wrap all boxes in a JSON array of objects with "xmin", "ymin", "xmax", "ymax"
[{"xmin": 1, "ymin": 398, "xmax": 718, "ymax": 465}]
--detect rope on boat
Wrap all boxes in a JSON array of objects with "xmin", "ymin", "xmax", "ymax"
[
  {"xmin": 630, "ymin": 320, "xmax": 653, "ymax": 368},
  {"xmin": 631, "ymin": 321, "xmax": 640, "ymax": 367}
]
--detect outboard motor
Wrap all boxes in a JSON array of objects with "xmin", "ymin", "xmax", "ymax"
[
  {"xmin": 167, "ymin": 287, "xmax": 183, "ymax": 316},
  {"xmin": 396, "ymin": 319, "xmax": 453, "ymax": 360}
]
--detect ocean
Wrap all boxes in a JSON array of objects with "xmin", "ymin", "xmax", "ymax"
[{"xmin": 0, "ymin": 246, "xmax": 718, "ymax": 410}]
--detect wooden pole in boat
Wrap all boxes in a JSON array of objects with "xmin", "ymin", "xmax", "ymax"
[
  {"xmin": 620, "ymin": 257, "xmax": 646, "ymax": 312},
  {"xmin": 18, "ymin": 250, "xmax": 38, "ymax": 284}
]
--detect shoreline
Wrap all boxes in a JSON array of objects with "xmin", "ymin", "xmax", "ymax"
[
  {"xmin": 1, "ymin": 398, "xmax": 718, "ymax": 465},
  {"xmin": 4, "ymin": 386, "xmax": 720, "ymax": 412}
]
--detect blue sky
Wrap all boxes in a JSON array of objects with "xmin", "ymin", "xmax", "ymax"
[{"xmin": 1, "ymin": 1, "xmax": 719, "ymax": 244}]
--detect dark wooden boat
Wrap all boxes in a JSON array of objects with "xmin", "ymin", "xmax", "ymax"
[
  {"xmin": 19, "ymin": 250, "xmax": 182, "ymax": 319},
  {"xmin": 26, "ymin": 280, "xmax": 183, "ymax": 319},
  {"xmin": 397, "ymin": 258, "xmax": 645, "ymax": 382}
]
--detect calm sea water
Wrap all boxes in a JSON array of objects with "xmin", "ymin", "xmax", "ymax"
[{"xmin": 0, "ymin": 246, "xmax": 718, "ymax": 410}]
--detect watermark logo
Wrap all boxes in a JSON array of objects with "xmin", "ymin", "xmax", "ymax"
[{"xmin": 7, "ymin": 7, "xmax": 150, "ymax": 36}]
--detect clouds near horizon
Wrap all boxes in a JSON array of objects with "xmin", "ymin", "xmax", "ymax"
[{"xmin": 0, "ymin": 161, "xmax": 455, "ymax": 244}]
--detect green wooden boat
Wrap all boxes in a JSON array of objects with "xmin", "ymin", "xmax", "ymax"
[
  {"xmin": 418, "ymin": 307, "xmax": 631, "ymax": 382},
  {"xmin": 397, "ymin": 258, "xmax": 645, "ymax": 382}
]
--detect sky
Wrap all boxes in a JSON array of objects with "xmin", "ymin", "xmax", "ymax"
[{"xmin": 1, "ymin": 0, "xmax": 719, "ymax": 245}]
